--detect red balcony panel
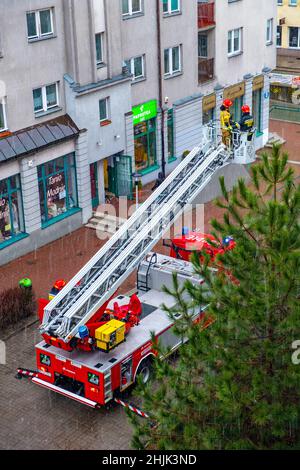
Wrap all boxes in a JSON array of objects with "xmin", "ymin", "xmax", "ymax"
[{"xmin": 198, "ymin": 2, "xmax": 215, "ymax": 29}]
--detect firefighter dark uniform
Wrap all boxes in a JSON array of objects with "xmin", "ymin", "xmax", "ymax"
[{"xmin": 239, "ymin": 105, "xmax": 254, "ymax": 141}]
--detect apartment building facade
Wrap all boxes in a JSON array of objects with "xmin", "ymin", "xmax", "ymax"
[
  {"xmin": 0, "ymin": 0, "xmax": 276, "ymax": 265},
  {"xmin": 271, "ymin": 0, "xmax": 300, "ymax": 108}
]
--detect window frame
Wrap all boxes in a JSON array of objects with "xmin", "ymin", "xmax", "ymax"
[
  {"xmin": 277, "ymin": 25, "xmax": 282, "ymax": 47},
  {"xmin": 26, "ymin": 8, "xmax": 54, "ymax": 41},
  {"xmin": 122, "ymin": 0, "xmax": 143, "ymax": 17},
  {"xmin": 289, "ymin": 26, "xmax": 300, "ymax": 48},
  {"xmin": 95, "ymin": 32, "xmax": 104, "ymax": 66},
  {"xmin": 266, "ymin": 18, "xmax": 273, "ymax": 45},
  {"xmin": 99, "ymin": 97, "xmax": 110, "ymax": 123},
  {"xmin": 164, "ymin": 45, "xmax": 182, "ymax": 77},
  {"xmin": 228, "ymin": 28, "xmax": 242, "ymax": 57},
  {"xmin": 0, "ymin": 98, "xmax": 8, "ymax": 132},
  {"xmin": 33, "ymin": 83, "xmax": 59, "ymax": 114},
  {"xmin": 125, "ymin": 55, "xmax": 145, "ymax": 81},
  {"xmin": 163, "ymin": 0, "xmax": 181, "ymax": 15}
]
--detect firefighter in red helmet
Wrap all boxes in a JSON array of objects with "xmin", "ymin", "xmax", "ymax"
[
  {"xmin": 220, "ymin": 99, "xmax": 239, "ymax": 147},
  {"xmin": 239, "ymin": 104, "xmax": 254, "ymax": 141}
]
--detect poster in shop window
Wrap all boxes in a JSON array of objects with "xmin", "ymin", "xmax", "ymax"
[
  {"xmin": 46, "ymin": 173, "xmax": 67, "ymax": 218},
  {"xmin": 0, "ymin": 197, "xmax": 11, "ymax": 239}
]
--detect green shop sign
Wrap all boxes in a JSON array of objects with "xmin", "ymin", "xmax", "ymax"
[{"xmin": 132, "ymin": 100, "xmax": 157, "ymax": 125}]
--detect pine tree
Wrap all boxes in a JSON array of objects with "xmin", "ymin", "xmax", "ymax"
[{"xmin": 129, "ymin": 145, "xmax": 300, "ymax": 450}]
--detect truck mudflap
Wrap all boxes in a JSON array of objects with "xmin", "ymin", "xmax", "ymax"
[{"xmin": 32, "ymin": 377, "xmax": 98, "ymax": 408}]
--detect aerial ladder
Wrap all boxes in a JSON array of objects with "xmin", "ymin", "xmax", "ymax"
[{"xmin": 40, "ymin": 123, "xmax": 256, "ymax": 346}]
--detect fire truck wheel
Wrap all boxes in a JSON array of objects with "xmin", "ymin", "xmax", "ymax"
[{"xmin": 136, "ymin": 358, "xmax": 153, "ymax": 384}]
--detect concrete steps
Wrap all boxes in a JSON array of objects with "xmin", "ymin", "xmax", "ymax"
[
  {"xmin": 266, "ymin": 132, "xmax": 286, "ymax": 148},
  {"xmin": 86, "ymin": 211, "xmax": 127, "ymax": 234}
]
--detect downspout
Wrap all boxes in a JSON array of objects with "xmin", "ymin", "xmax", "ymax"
[{"xmin": 156, "ymin": 0, "xmax": 166, "ymax": 178}]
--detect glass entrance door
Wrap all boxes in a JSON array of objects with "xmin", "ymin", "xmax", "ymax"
[{"xmin": 90, "ymin": 162, "xmax": 99, "ymax": 209}]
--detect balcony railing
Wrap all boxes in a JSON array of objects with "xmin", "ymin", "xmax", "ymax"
[
  {"xmin": 198, "ymin": 2, "xmax": 215, "ymax": 29},
  {"xmin": 198, "ymin": 57, "xmax": 214, "ymax": 83}
]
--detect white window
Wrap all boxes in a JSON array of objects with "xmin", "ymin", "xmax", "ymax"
[
  {"xmin": 122, "ymin": 0, "xmax": 142, "ymax": 16},
  {"xmin": 0, "ymin": 99, "xmax": 7, "ymax": 132},
  {"xmin": 33, "ymin": 83, "xmax": 59, "ymax": 114},
  {"xmin": 163, "ymin": 0, "xmax": 180, "ymax": 14},
  {"xmin": 26, "ymin": 9, "xmax": 54, "ymax": 40},
  {"xmin": 164, "ymin": 45, "xmax": 182, "ymax": 76},
  {"xmin": 266, "ymin": 19, "xmax": 273, "ymax": 45},
  {"xmin": 95, "ymin": 33, "xmax": 104, "ymax": 65},
  {"xmin": 228, "ymin": 28, "xmax": 242, "ymax": 56},
  {"xmin": 99, "ymin": 98, "xmax": 110, "ymax": 122},
  {"xmin": 125, "ymin": 55, "xmax": 145, "ymax": 81}
]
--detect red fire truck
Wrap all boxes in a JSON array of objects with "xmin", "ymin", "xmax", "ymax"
[
  {"xmin": 32, "ymin": 254, "xmax": 209, "ymax": 408},
  {"xmin": 18, "ymin": 128, "xmax": 254, "ymax": 409}
]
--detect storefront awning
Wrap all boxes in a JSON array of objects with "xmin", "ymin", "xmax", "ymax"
[{"xmin": 0, "ymin": 114, "xmax": 80, "ymax": 163}]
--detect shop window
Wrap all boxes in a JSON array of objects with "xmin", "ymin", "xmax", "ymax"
[
  {"xmin": 0, "ymin": 175, "xmax": 25, "ymax": 246},
  {"xmin": 38, "ymin": 153, "xmax": 78, "ymax": 227},
  {"xmin": 231, "ymin": 96, "xmax": 243, "ymax": 123},
  {"xmin": 134, "ymin": 118, "xmax": 157, "ymax": 171},
  {"xmin": 167, "ymin": 109, "xmax": 175, "ymax": 161},
  {"xmin": 270, "ymin": 85, "xmax": 294, "ymax": 104},
  {"xmin": 253, "ymin": 89, "xmax": 263, "ymax": 134},
  {"xmin": 203, "ymin": 106, "xmax": 215, "ymax": 125},
  {"xmin": 289, "ymin": 27, "xmax": 300, "ymax": 48}
]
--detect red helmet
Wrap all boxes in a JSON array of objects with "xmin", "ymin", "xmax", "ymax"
[
  {"xmin": 241, "ymin": 105, "xmax": 250, "ymax": 113},
  {"xmin": 223, "ymin": 99, "xmax": 233, "ymax": 108},
  {"xmin": 54, "ymin": 279, "xmax": 67, "ymax": 291}
]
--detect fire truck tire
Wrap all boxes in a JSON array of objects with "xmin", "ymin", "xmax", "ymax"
[{"xmin": 135, "ymin": 357, "xmax": 153, "ymax": 384}]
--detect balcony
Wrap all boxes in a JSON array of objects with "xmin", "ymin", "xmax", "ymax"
[
  {"xmin": 198, "ymin": 57, "xmax": 214, "ymax": 83},
  {"xmin": 198, "ymin": 2, "xmax": 215, "ymax": 29}
]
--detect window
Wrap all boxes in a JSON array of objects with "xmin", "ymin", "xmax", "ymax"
[
  {"xmin": 253, "ymin": 89, "xmax": 262, "ymax": 134},
  {"xmin": 134, "ymin": 118, "xmax": 157, "ymax": 171},
  {"xmin": 289, "ymin": 0, "xmax": 297, "ymax": 6},
  {"xmin": 266, "ymin": 19, "xmax": 273, "ymax": 45},
  {"xmin": 164, "ymin": 45, "xmax": 181, "ymax": 76},
  {"xmin": 95, "ymin": 33, "xmax": 103, "ymax": 66},
  {"xmin": 277, "ymin": 0, "xmax": 283, "ymax": 4},
  {"xmin": 228, "ymin": 28, "xmax": 242, "ymax": 56},
  {"xmin": 163, "ymin": 0, "xmax": 180, "ymax": 14},
  {"xmin": 289, "ymin": 27, "xmax": 300, "ymax": 48},
  {"xmin": 122, "ymin": 0, "xmax": 142, "ymax": 16},
  {"xmin": 167, "ymin": 109, "xmax": 175, "ymax": 161},
  {"xmin": 0, "ymin": 99, "xmax": 7, "ymax": 132},
  {"xmin": 0, "ymin": 175, "xmax": 25, "ymax": 246},
  {"xmin": 33, "ymin": 83, "xmax": 59, "ymax": 114},
  {"xmin": 125, "ymin": 55, "xmax": 145, "ymax": 81},
  {"xmin": 198, "ymin": 34, "xmax": 208, "ymax": 57},
  {"xmin": 26, "ymin": 9, "xmax": 54, "ymax": 40},
  {"xmin": 99, "ymin": 98, "xmax": 110, "ymax": 122},
  {"xmin": 38, "ymin": 154, "xmax": 78, "ymax": 226},
  {"xmin": 277, "ymin": 26, "xmax": 282, "ymax": 47}
]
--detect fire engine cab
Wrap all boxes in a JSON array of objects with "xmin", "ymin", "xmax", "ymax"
[{"xmin": 18, "ymin": 123, "xmax": 256, "ymax": 409}]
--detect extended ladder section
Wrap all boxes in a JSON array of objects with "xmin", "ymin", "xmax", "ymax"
[{"xmin": 41, "ymin": 133, "xmax": 231, "ymax": 343}]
